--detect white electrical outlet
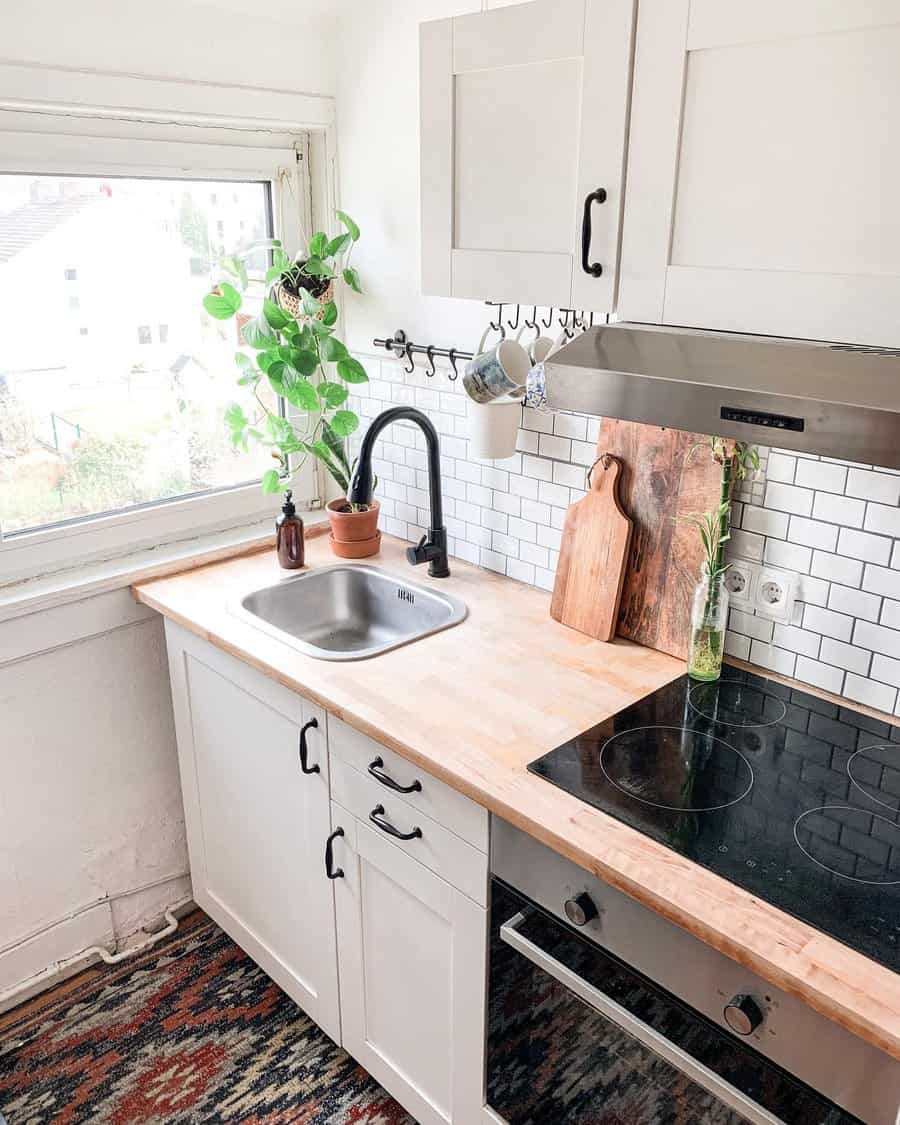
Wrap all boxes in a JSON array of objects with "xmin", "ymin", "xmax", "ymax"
[
  {"xmin": 753, "ymin": 565, "xmax": 797, "ymax": 623},
  {"xmin": 723, "ymin": 558, "xmax": 756, "ymax": 610}
]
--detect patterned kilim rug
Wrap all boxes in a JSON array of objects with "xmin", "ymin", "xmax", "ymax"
[{"xmin": 0, "ymin": 912, "xmax": 415, "ymax": 1124}]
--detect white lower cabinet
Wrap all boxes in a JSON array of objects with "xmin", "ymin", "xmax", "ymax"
[
  {"xmin": 164, "ymin": 622, "xmax": 340, "ymax": 1042},
  {"xmin": 330, "ymin": 805, "xmax": 487, "ymax": 1125},
  {"xmin": 163, "ymin": 622, "xmax": 490, "ymax": 1124}
]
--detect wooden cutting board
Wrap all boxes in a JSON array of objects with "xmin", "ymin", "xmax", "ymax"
[
  {"xmin": 551, "ymin": 454, "xmax": 632, "ymax": 641},
  {"xmin": 595, "ymin": 420, "xmax": 726, "ymax": 660}
]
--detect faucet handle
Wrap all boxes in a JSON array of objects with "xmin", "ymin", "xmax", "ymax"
[{"xmin": 406, "ymin": 534, "xmax": 428, "ymax": 566}]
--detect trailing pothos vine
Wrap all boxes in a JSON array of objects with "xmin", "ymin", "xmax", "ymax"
[{"xmin": 203, "ymin": 210, "xmax": 370, "ymax": 503}]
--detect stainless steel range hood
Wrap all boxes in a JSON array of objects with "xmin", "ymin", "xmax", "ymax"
[{"xmin": 544, "ymin": 323, "xmax": 900, "ymax": 468}]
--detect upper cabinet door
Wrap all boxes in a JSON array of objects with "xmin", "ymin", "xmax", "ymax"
[
  {"xmin": 618, "ymin": 0, "xmax": 900, "ymax": 346},
  {"xmin": 420, "ymin": 0, "xmax": 635, "ymax": 311}
]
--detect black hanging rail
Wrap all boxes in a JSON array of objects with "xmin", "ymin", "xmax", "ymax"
[{"xmin": 372, "ymin": 329, "xmax": 474, "ymax": 380}]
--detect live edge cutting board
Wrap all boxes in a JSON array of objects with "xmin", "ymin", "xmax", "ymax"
[{"xmin": 596, "ymin": 420, "xmax": 726, "ymax": 661}]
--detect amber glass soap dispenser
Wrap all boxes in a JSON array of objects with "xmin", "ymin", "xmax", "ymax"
[{"xmin": 276, "ymin": 490, "xmax": 305, "ymax": 569}]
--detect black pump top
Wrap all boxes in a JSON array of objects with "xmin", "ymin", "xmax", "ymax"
[{"xmin": 281, "ymin": 490, "xmax": 296, "ymax": 517}]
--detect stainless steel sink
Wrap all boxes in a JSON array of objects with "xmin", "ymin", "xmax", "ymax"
[{"xmin": 233, "ymin": 564, "xmax": 467, "ymax": 660}]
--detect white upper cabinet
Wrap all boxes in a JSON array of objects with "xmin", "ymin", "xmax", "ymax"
[
  {"xmin": 420, "ymin": 0, "xmax": 635, "ymax": 311},
  {"xmin": 618, "ymin": 0, "xmax": 900, "ymax": 346}
]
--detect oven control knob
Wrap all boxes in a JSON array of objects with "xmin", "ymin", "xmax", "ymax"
[
  {"xmin": 564, "ymin": 892, "xmax": 598, "ymax": 927},
  {"xmin": 724, "ymin": 994, "xmax": 763, "ymax": 1036}
]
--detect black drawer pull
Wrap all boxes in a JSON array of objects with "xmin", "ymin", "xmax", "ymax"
[
  {"xmin": 298, "ymin": 717, "xmax": 320, "ymax": 775},
  {"xmin": 369, "ymin": 804, "xmax": 422, "ymax": 841},
  {"xmin": 368, "ymin": 756, "xmax": 422, "ymax": 794},
  {"xmin": 581, "ymin": 187, "xmax": 606, "ymax": 278},
  {"xmin": 325, "ymin": 826, "xmax": 345, "ymax": 879}
]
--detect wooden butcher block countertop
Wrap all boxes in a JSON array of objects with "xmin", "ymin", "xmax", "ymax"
[{"xmin": 133, "ymin": 532, "xmax": 900, "ymax": 1059}]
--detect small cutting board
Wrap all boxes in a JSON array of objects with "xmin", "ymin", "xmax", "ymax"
[{"xmin": 550, "ymin": 454, "xmax": 632, "ymax": 641}]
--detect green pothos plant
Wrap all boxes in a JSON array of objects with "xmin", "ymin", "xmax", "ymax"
[{"xmin": 202, "ymin": 210, "xmax": 369, "ymax": 501}]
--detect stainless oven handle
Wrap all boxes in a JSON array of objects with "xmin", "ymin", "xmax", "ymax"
[{"xmin": 500, "ymin": 911, "xmax": 786, "ymax": 1125}]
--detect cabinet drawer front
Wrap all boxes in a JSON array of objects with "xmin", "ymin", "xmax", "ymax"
[
  {"xmin": 330, "ymin": 756, "xmax": 488, "ymax": 907},
  {"xmin": 328, "ymin": 716, "xmax": 488, "ymax": 852}
]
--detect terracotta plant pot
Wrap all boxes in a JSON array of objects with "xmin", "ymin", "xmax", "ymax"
[
  {"xmin": 330, "ymin": 532, "xmax": 381, "ymax": 559},
  {"xmin": 326, "ymin": 499, "xmax": 380, "ymax": 547}
]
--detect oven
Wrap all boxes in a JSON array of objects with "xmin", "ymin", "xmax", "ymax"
[{"xmin": 486, "ymin": 818, "xmax": 900, "ymax": 1125}]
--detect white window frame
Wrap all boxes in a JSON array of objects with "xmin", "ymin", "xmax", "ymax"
[{"xmin": 0, "ymin": 64, "xmax": 337, "ymax": 584}]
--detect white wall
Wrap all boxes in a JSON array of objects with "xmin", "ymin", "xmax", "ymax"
[
  {"xmin": 0, "ymin": 0, "xmax": 337, "ymax": 1001},
  {"xmin": 0, "ymin": 0, "xmax": 337, "ymax": 95}
]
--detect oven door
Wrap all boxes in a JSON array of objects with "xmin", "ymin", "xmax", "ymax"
[{"xmin": 486, "ymin": 879, "xmax": 862, "ymax": 1125}]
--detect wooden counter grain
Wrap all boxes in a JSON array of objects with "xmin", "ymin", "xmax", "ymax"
[{"xmin": 133, "ymin": 535, "xmax": 900, "ymax": 1060}]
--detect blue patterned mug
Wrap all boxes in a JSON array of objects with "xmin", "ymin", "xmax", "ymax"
[{"xmin": 463, "ymin": 327, "xmax": 529, "ymax": 404}]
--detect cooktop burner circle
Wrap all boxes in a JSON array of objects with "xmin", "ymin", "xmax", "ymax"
[
  {"xmin": 847, "ymin": 744, "xmax": 900, "ymax": 813},
  {"xmin": 688, "ymin": 678, "xmax": 787, "ymax": 728},
  {"xmin": 794, "ymin": 806, "xmax": 900, "ymax": 884},
  {"xmin": 600, "ymin": 725, "xmax": 754, "ymax": 812}
]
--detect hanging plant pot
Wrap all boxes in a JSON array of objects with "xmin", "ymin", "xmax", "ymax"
[{"xmin": 274, "ymin": 260, "xmax": 334, "ymax": 318}]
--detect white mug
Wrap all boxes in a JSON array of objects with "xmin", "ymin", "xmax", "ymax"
[
  {"xmin": 463, "ymin": 327, "xmax": 529, "ymax": 404},
  {"xmin": 516, "ymin": 324, "xmax": 555, "ymax": 366},
  {"xmin": 468, "ymin": 398, "xmax": 522, "ymax": 459}
]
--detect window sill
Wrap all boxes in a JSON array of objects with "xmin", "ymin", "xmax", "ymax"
[{"xmin": 0, "ymin": 512, "xmax": 329, "ymax": 623}]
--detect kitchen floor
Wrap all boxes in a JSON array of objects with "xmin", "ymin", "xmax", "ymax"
[{"xmin": 0, "ymin": 911, "xmax": 413, "ymax": 1124}]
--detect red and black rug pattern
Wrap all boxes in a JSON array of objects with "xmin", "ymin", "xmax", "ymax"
[{"xmin": 0, "ymin": 912, "xmax": 415, "ymax": 1124}]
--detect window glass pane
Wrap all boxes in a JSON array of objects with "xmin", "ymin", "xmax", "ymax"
[{"xmin": 0, "ymin": 174, "xmax": 275, "ymax": 534}]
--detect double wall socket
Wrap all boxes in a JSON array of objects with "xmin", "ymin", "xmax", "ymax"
[{"xmin": 724, "ymin": 558, "xmax": 797, "ymax": 623}]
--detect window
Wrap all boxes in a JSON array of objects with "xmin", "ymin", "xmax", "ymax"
[
  {"xmin": 68, "ymin": 295, "xmax": 80, "ymax": 310},
  {"xmin": 0, "ymin": 173, "xmax": 283, "ymax": 538}
]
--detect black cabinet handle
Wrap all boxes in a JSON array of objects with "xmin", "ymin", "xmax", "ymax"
[
  {"xmin": 581, "ymin": 187, "xmax": 607, "ymax": 278},
  {"xmin": 299, "ymin": 717, "xmax": 320, "ymax": 775},
  {"xmin": 368, "ymin": 756, "xmax": 422, "ymax": 794},
  {"xmin": 369, "ymin": 804, "xmax": 422, "ymax": 841},
  {"xmin": 325, "ymin": 826, "xmax": 345, "ymax": 879}
]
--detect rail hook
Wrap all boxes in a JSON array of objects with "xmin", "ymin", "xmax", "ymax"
[
  {"xmin": 573, "ymin": 310, "xmax": 585, "ymax": 330},
  {"xmin": 425, "ymin": 345, "xmax": 437, "ymax": 378},
  {"xmin": 506, "ymin": 304, "xmax": 520, "ymax": 331},
  {"xmin": 447, "ymin": 349, "xmax": 460, "ymax": 381},
  {"xmin": 488, "ymin": 302, "xmax": 504, "ymax": 332},
  {"xmin": 403, "ymin": 340, "xmax": 416, "ymax": 374},
  {"xmin": 542, "ymin": 306, "xmax": 555, "ymax": 329},
  {"xmin": 524, "ymin": 305, "xmax": 539, "ymax": 330}
]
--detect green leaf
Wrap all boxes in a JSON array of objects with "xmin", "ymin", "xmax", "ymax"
[
  {"xmin": 263, "ymin": 297, "xmax": 291, "ymax": 330},
  {"xmin": 325, "ymin": 233, "xmax": 351, "ymax": 258},
  {"xmin": 279, "ymin": 346, "xmax": 318, "ymax": 377},
  {"xmin": 220, "ymin": 257, "xmax": 248, "ymax": 290},
  {"xmin": 302, "ymin": 257, "xmax": 333, "ymax": 278},
  {"xmin": 237, "ymin": 367, "xmax": 260, "ymax": 387},
  {"xmin": 308, "ymin": 231, "xmax": 328, "ymax": 258},
  {"xmin": 336, "ymin": 209, "xmax": 360, "ymax": 241},
  {"xmin": 242, "ymin": 315, "xmax": 276, "ymax": 349},
  {"xmin": 329, "ymin": 410, "xmax": 359, "ymax": 438},
  {"xmin": 317, "ymin": 381, "xmax": 348, "ymax": 408},
  {"xmin": 261, "ymin": 468, "xmax": 282, "ymax": 494},
  {"xmin": 336, "ymin": 357, "xmax": 368, "ymax": 384},
  {"xmin": 342, "ymin": 267, "xmax": 362, "ymax": 294},
  {"xmin": 234, "ymin": 351, "xmax": 253, "ymax": 371},
  {"xmin": 298, "ymin": 288, "xmax": 321, "ymax": 317},
  {"xmin": 203, "ymin": 282, "xmax": 242, "ymax": 319},
  {"xmin": 266, "ymin": 414, "xmax": 295, "ymax": 444},
  {"xmin": 225, "ymin": 402, "xmax": 248, "ymax": 431},
  {"xmin": 308, "ymin": 319, "xmax": 334, "ymax": 337},
  {"xmin": 285, "ymin": 377, "xmax": 320, "ymax": 412},
  {"xmin": 321, "ymin": 301, "xmax": 338, "ymax": 327},
  {"xmin": 322, "ymin": 420, "xmax": 350, "ymax": 476},
  {"xmin": 310, "ymin": 439, "xmax": 349, "ymax": 494},
  {"xmin": 320, "ymin": 336, "xmax": 349, "ymax": 364}
]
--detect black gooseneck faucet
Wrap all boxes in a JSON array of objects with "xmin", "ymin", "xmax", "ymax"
[{"xmin": 348, "ymin": 406, "xmax": 450, "ymax": 578}]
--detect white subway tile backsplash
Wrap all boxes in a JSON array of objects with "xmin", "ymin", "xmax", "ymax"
[
  {"xmin": 811, "ymin": 492, "xmax": 865, "ymax": 528},
  {"xmin": 359, "ymin": 352, "xmax": 900, "ymax": 717},
  {"xmin": 794, "ymin": 459, "xmax": 847, "ymax": 494},
  {"xmin": 846, "ymin": 467, "xmax": 900, "ymax": 505},
  {"xmin": 827, "ymin": 584, "xmax": 881, "ymax": 623},
  {"xmin": 837, "ymin": 527, "xmax": 893, "ymax": 565},
  {"xmin": 766, "ymin": 452, "xmax": 796, "ymax": 483},
  {"xmin": 764, "ymin": 481, "xmax": 813, "ymax": 516},
  {"xmin": 788, "ymin": 516, "xmax": 838, "ymax": 552}
]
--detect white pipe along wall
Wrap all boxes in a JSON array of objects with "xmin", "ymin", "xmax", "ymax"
[{"xmin": 0, "ymin": 0, "xmax": 338, "ymax": 1003}]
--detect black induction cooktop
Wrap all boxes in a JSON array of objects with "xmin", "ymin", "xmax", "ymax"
[{"xmin": 528, "ymin": 669, "xmax": 900, "ymax": 970}]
